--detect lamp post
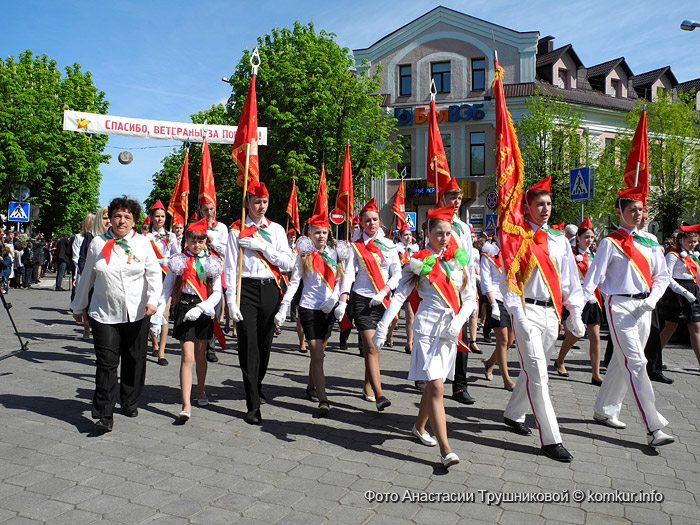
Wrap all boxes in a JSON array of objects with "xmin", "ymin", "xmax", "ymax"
[{"xmin": 681, "ymin": 19, "xmax": 700, "ymax": 31}]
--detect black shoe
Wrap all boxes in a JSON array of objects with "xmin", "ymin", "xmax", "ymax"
[
  {"xmin": 206, "ymin": 350, "xmax": 218, "ymax": 363},
  {"xmin": 541, "ymin": 443, "xmax": 573, "ymax": 462},
  {"xmin": 452, "ymin": 389, "xmax": 476, "ymax": 405},
  {"xmin": 306, "ymin": 388, "xmax": 319, "ymax": 402},
  {"xmin": 122, "ymin": 408, "xmax": 138, "ymax": 418},
  {"xmin": 661, "ymin": 364, "xmax": 668, "ymax": 370},
  {"xmin": 339, "ymin": 343, "xmax": 348, "ymax": 350},
  {"xmin": 404, "ymin": 344, "xmax": 411, "ymax": 354},
  {"xmin": 157, "ymin": 358, "xmax": 168, "ymax": 366},
  {"xmin": 95, "ymin": 417, "xmax": 113, "ymax": 432},
  {"xmin": 591, "ymin": 378, "xmax": 603, "ymax": 387},
  {"xmin": 650, "ymin": 372, "xmax": 674, "ymax": 384},
  {"xmin": 244, "ymin": 409, "xmax": 261, "ymax": 425},
  {"xmin": 469, "ymin": 341, "xmax": 483, "ymax": 355},
  {"xmin": 384, "ymin": 341, "xmax": 393, "ymax": 348},
  {"xmin": 483, "ymin": 333, "xmax": 493, "ymax": 343},
  {"xmin": 260, "ymin": 393, "xmax": 267, "ymax": 405},
  {"xmin": 414, "ymin": 380, "xmax": 426, "ymax": 392},
  {"xmin": 55, "ymin": 287, "xmax": 66, "ymax": 291},
  {"xmin": 504, "ymin": 417, "xmax": 532, "ymax": 436}
]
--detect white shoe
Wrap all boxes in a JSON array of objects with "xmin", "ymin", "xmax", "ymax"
[
  {"xmin": 441, "ymin": 452, "xmax": 459, "ymax": 468},
  {"xmin": 647, "ymin": 429, "xmax": 674, "ymax": 447},
  {"xmin": 593, "ymin": 412, "xmax": 626, "ymax": 429},
  {"xmin": 178, "ymin": 410, "xmax": 191, "ymax": 422},
  {"xmin": 411, "ymin": 425, "xmax": 437, "ymax": 447}
]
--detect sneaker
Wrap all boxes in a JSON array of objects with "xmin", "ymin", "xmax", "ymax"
[
  {"xmin": 411, "ymin": 425, "xmax": 437, "ymax": 447},
  {"xmin": 441, "ymin": 452, "xmax": 460, "ymax": 468},
  {"xmin": 647, "ymin": 429, "xmax": 674, "ymax": 447}
]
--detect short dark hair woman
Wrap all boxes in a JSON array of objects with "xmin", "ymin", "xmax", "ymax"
[{"xmin": 70, "ymin": 196, "xmax": 162, "ymax": 432}]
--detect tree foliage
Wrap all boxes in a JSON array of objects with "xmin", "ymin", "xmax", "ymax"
[
  {"xmin": 0, "ymin": 50, "xmax": 109, "ymax": 234},
  {"xmin": 149, "ymin": 21, "xmax": 402, "ymax": 226}
]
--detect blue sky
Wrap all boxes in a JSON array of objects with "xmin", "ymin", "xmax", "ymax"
[{"xmin": 3, "ymin": 0, "xmax": 699, "ymax": 207}]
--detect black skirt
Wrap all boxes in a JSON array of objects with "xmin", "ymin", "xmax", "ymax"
[
  {"xmin": 299, "ymin": 306, "xmax": 335, "ymax": 341},
  {"xmin": 172, "ymin": 294, "xmax": 214, "ymax": 342},
  {"xmin": 659, "ymin": 279, "xmax": 700, "ymax": 323},
  {"xmin": 488, "ymin": 300, "xmax": 511, "ymax": 328},
  {"xmin": 351, "ymin": 291, "xmax": 385, "ymax": 331},
  {"xmin": 581, "ymin": 300, "xmax": 603, "ymax": 326}
]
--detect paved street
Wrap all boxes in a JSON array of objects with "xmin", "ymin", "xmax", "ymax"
[{"xmin": 1, "ymin": 276, "xmax": 699, "ymax": 524}]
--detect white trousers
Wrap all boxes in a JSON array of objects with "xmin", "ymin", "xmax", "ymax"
[
  {"xmin": 594, "ymin": 295, "xmax": 668, "ymax": 432},
  {"xmin": 504, "ymin": 303, "xmax": 561, "ymax": 446}
]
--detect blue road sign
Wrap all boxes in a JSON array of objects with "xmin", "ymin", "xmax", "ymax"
[
  {"xmin": 485, "ymin": 214, "xmax": 498, "ymax": 231},
  {"xmin": 405, "ymin": 212, "xmax": 417, "ymax": 231},
  {"xmin": 570, "ymin": 167, "xmax": 593, "ymax": 201},
  {"xmin": 486, "ymin": 190, "xmax": 498, "ymax": 210},
  {"xmin": 8, "ymin": 202, "xmax": 30, "ymax": 222}
]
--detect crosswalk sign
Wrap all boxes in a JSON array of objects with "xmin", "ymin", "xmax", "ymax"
[
  {"xmin": 570, "ymin": 167, "xmax": 593, "ymax": 201},
  {"xmin": 8, "ymin": 202, "xmax": 30, "ymax": 222},
  {"xmin": 405, "ymin": 212, "xmax": 417, "ymax": 231},
  {"xmin": 485, "ymin": 214, "xmax": 498, "ymax": 232}
]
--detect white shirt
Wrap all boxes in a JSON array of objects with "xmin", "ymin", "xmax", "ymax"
[
  {"xmin": 72, "ymin": 233, "xmax": 84, "ymax": 267},
  {"xmin": 664, "ymin": 251, "xmax": 696, "ymax": 295},
  {"xmin": 582, "ymin": 227, "xmax": 669, "ymax": 306},
  {"xmin": 502, "ymin": 222, "xmax": 584, "ymax": 318},
  {"xmin": 396, "ymin": 241, "xmax": 419, "ymax": 258},
  {"xmin": 157, "ymin": 252, "xmax": 222, "ymax": 318},
  {"xmin": 280, "ymin": 247, "xmax": 342, "ymax": 311},
  {"xmin": 70, "ymin": 229, "xmax": 162, "ymax": 323},
  {"xmin": 145, "ymin": 228, "xmax": 176, "ymax": 266},
  {"xmin": 479, "ymin": 250, "xmax": 503, "ymax": 302},
  {"xmin": 169, "ymin": 234, "xmax": 183, "ymax": 255},
  {"xmin": 224, "ymin": 216, "xmax": 295, "ymax": 305},
  {"xmin": 341, "ymin": 232, "xmax": 401, "ymax": 298},
  {"xmin": 207, "ymin": 220, "xmax": 229, "ymax": 259},
  {"xmin": 451, "ymin": 216, "xmax": 478, "ymax": 299}
]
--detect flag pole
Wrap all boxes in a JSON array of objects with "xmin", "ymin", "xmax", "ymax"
[
  {"xmin": 430, "ymin": 79, "xmax": 439, "ymax": 206},
  {"xmin": 634, "ymin": 104, "xmax": 646, "ymax": 187}
]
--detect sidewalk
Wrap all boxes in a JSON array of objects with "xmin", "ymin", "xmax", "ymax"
[{"xmin": 0, "ymin": 278, "xmax": 699, "ymax": 524}]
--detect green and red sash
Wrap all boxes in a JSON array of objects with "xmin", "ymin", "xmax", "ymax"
[
  {"xmin": 606, "ymin": 229, "xmax": 653, "ymax": 291},
  {"xmin": 231, "ymin": 219, "xmax": 284, "ymax": 293},
  {"xmin": 670, "ymin": 249, "xmax": 699, "ymax": 283},
  {"xmin": 574, "ymin": 248, "xmax": 602, "ymax": 309},
  {"xmin": 352, "ymin": 239, "xmax": 390, "ymax": 307},
  {"xmin": 524, "ymin": 227, "xmax": 563, "ymax": 321},
  {"xmin": 102, "ymin": 230, "xmax": 140, "ymax": 265},
  {"xmin": 311, "ymin": 250, "xmax": 337, "ymax": 291},
  {"xmin": 150, "ymin": 233, "xmax": 169, "ymax": 275},
  {"xmin": 182, "ymin": 252, "xmax": 226, "ymax": 349},
  {"xmin": 483, "ymin": 253, "xmax": 502, "ymax": 272}
]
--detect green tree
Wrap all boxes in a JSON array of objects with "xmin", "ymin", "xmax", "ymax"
[
  {"xmin": 516, "ymin": 88, "xmax": 592, "ymax": 225},
  {"xmin": 0, "ymin": 50, "xmax": 109, "ymax": 235}
]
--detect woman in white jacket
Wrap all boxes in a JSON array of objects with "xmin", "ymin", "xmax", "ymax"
[
  {"xmin": 373, "ymin": 205, "xmax": 475, "ymax": 469},
  {"xmin": 275, "ymin": 212, "xmax": 346, "ymax": 415}
]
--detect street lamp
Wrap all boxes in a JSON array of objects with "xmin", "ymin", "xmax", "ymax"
[{"xmin": 681, "ymin": 19, "xmax": 700, "ymax": 31}]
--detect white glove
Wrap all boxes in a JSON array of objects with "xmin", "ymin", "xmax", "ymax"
[
  {"xmin": 444, "ymin": 316, "xmax": 464, "ymax": 340},
  {"xmin": 682, "ymin": 289, "xmax": 697, "ymax": 303},
  {"xmin": 372, "ymin": 330, "xmax": 387, "ymax": 351},
  {"xmin": 239, "ymin": 237, "xmax": 266, "ymax": 252},
  {"xmin": 369, "ymin": 290, "xmax": 387, "ymax": 307},
  {"xmin": 149, "ymin": 322, "xmax": 161, "ymax": 338},
  {"xmin": 633, "ymin": 299, "xmax": 655, "ymax": 319},
  {"xmin": 588, "ymin": 296, "xmax": 599, "ymax": 304},
  {"xmin": 463, "ymin": 300, "xmax": 477, "ymax": 319},
  {"xmin": 184, "ymin": 306, "xmax": 203, "ymax": 322},
  {"xmin": 490, "ymin": 303, "xmax": 500, "ymax": 321},
  {"xmin": 274, "ymin": 309, "xmax": 287, "ymax": 327},
  {"xmin": 566, "ymin": 314, "xmax": 586, "ymax": 338},
  {"xmin": 319, "ymin": 293, "xmax": 339, "ymax": 314},
  {"xmin": 334, "ymin": 302, "xmax": 347, "ymax": 321},
  {"xmin": 518, "ymin": 318, "xmax": 535, "ymax": 342},
  {"xmin": 157, "ymin": 257, "xmax": 169, "ymax": 266},
  {"xmin": 228, "ymin": 303, "xmax": 244, "ymax": 322}
]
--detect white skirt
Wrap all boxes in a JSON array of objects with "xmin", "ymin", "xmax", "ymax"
[{"xmin": 407, "ymin": 333, "xmax": 457, "ymax": 382}]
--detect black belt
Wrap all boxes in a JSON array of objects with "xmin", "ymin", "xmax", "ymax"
[
  {"xmin": 179, "ymin": 293, "xmax": 200, "ymax": 306},
  {"xmin": 524, "ymin": 298, "xmax": 554, "ymax": 307},
  {"xmin": 241, "ymin": 277, "xmax": 275, "ymax": 286},
  {"xmin": 614, "ymin": 292, "xmax": 649, "ymax": 299}
]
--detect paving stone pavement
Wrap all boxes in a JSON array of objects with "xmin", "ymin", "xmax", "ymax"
[{"xmin": 1, "ymin": 276, "xmax": 699, "ymax": 524}]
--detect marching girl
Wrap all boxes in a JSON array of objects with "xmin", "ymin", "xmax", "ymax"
[
  {"xmin": 337, "ymin": 198, "xmax": 401, "ymax": 411},
  {"xmin": 480, "ymin": 231, "xmax": 515, "ymax": 391},
  {"xmin": 275, "ymin": 212, "xmax": 347, "ymax": 415},
  {"xmin": 658, "ymin": 224, "xmax": 700, "ymax": 368},
  {"xmin": 151, "ymin": 219, "xmax": 223, "ymax": 422},
  {"xmin": 146, "ymin": 200, "xmax": 177, "ymax": 366},
  {"xmin": 170, "ymin": 220, "xmax": 184, "ymax": 254},
  {"xmin": 554, "ymin": 218, "xmax": 605, "ymax": 386},
  {"xmin": 373, "ymin": 205, "xmax": 472, "ymax": 468},
  {"xmin": 387, "ymin": 223, "xmax": 419, "ymax": 353}
]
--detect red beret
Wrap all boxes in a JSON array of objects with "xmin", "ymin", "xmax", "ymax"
[
  {"xmin": 247, "ymin": 181, "xmax": 268, "ymax": 198},
  {"xmin": 680, "ymin": 224, "xmax": 700, "ymax": 233},
  {"xmin": 186, "ymin": 218, "xmax": 209, "ymax": 236},
  {"xmin": 579, "ymin": 217, "xmax": 593, "ymax": 229},
  {"xmin": 307, "ymin": 212, "xmax": 330, "ymax": 228},
  {"xmin": 151, "ymin": 199, "xmax": 165, "ymax": 211},
  {"xmin": 426, "ymin": 205, "xmax": 455, "ymax": 223},
  {"xmin": 361, "ymin": 198, "xmax": 378, "ymax": 213},
  {"xmin": 528, "ymin": 176, "xmax": 551, "ymax": 193},
  {"xmin": 618, "ymin": 186, "xmax": 644, "ymax": 202}
]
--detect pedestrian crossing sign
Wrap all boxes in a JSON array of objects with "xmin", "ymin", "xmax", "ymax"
[
  {"xmin": 8, "ymin": 202, "xmax": 30, "ymax": 222},
  {"xmin": 570, "ymin": 167, "xmax": 593, "ymax": 201},
  {"xmin": 405, "ymin": 212, "xmax": 417, "ymax": 231},
  {"xmin": 485, "ymin": 214, "xmax": 498, "ymax": 231}
]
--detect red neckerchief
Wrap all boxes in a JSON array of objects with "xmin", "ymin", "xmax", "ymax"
[
  {"xmin": 671, "ymin": 248, "xmax": 699, "ymax": 283},
  {"xmin": 524, "ymin": 226, "xmax": 563, "ymax": 321},
  {"xmin": 102, "ymin": 230, "xmax": 138, "ymax": 265},
  {"xmin": 230, "ymin": 218, "xmax": 283, "ymax": 292},
  {"xmin": 575, "ymin": 247, "xmax": 602, "ymax": 309}
]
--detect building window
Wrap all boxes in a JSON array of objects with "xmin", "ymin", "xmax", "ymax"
[
  {"xmin": 399, "ymin": 65, "xmax": 411, "ymax": 96},
  {"xmin": 397, "ymin": 134, "xmax": 412, "ymax": 176},
  {"xmin": 610, "ymin": 79, "xmax": 621, "ymax": 97},
  {"xmin": 656, "ymin": 86, "xmax": 665, "ymax": 99},
  {"xmin": 441, "ymin": 133, "xmax": 452, "ymax": 169},
  {"xmin": 431, "ymin": 62, "xmax": 451, "ymax": 94},
  {"xmin": 557, "ymin": 68, "xmax": 569, "ymax": 89},
  {"xmin": 471, "ymin": 58, "xmax": 485, "ymax": 91},
  {"xmin": 470, "ymin": 132, "xmax": 485, "ymax": 176}
]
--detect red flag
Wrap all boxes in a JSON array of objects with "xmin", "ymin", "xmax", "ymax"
[
  {"xmin": 335, "ymin": 142, "xmax": 354, "ymax": 221},
  {"xmin": 427, "ymin": 100, "xmax": 451, "ymax": 200},
  {"xmin": 198, "ymin": 137, "xmax": 216, "ymax": 207},
  {"xmin": 232, "ymin": 73, "xmax": 259, "ymax": 187},
  {"xmin": 313, "ymin": 166, "xmax": 329, "ymax": 218},
  {"xmin": 189, "ymin": 212, "xmax": 198, "ymax": 223},
  {"xmin": 493, "ymin": 56, "xmax": 530, "ymax": 296},
  {"xmin": 391, "ymin": 179, "xmax": 406, "ymax": 229},
  {"xmin": 168, "ymin": 151, "xmax": 189, "ymax": 225},
  {"xmin": 286, "ymin": 179, "xmax": 300, "ymax": 233},
  {"xmin": 623, "ymin": 109, "xmax": 648, "ymax": 207}
]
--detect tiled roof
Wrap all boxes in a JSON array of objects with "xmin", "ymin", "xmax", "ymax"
[
  {"xmin": 503, "ymin": 80, "xmax": 636, "ymax": 111},
  {"xmin": 677, "ymin": 78, "xmax": 700, "ymax": 93},
  {"xmin": 587, "ymin": 58, "xmax": 633, "ymax": 79},
  {"xmin": 536, "ymin": 44, "xmax": 583, "ymax": 69},
  {"xmin": 633, "ymin": 66, "xmax": 677, "ymax": 88}
]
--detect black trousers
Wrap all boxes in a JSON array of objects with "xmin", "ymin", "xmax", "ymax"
[
  {"xmin": 90, "ymin": 317, "xmax": 149, "ymax": 418},
  {"xmin": 452, "ymin": 320, "xmax": 471, "ymax": 392},
  {"xmin": 237, "ymin": 279, "xmax": 280, "ymax": 411}
]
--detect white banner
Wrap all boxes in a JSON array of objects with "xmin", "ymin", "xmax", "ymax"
[{"xmin": 62, "ymin": 110, "xmax": 268, "ymax": 145}]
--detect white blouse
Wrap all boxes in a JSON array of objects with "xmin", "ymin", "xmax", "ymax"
[
  {"xmin": 340, "ymin": 232, "xmax": 401, "ymax": 298},
  {"xmin": 280, "ymin": 247, "xmax": 343, "ymax": 311},
  {"xmin": 157, "ymin": 252, "xmax": 222, "ymax": 318}
]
